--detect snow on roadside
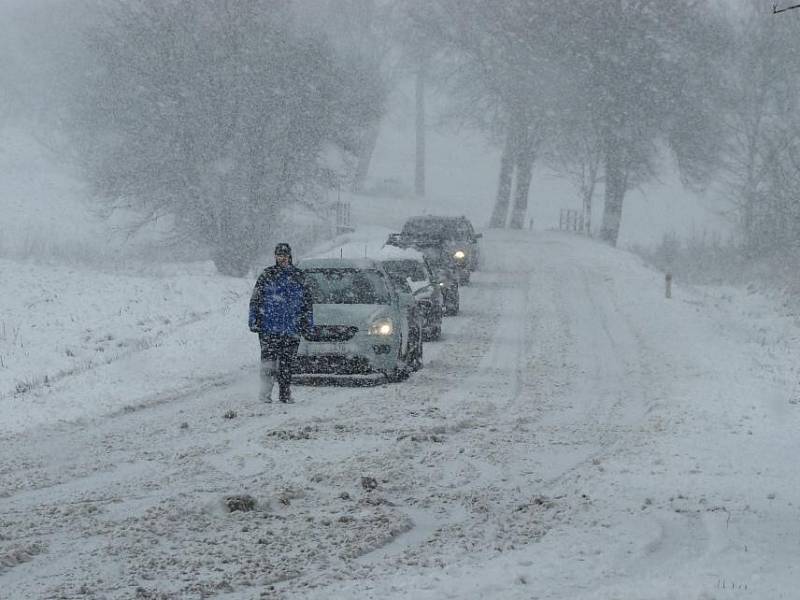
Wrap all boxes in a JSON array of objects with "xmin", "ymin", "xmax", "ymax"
[
  {"xmin": 2, "ymin": 228, "xmax": 800, "ymax": 598},
  {"xmin": 0, "ymin": 219, "xmax": 427, "ymax": 437},
  {"xmin": 0, "ymin": 258, "xmax": 254, "ymax": 435},
  {"xmin": 281, "ymin": 232, "xmax": 800, "ymax": 599}
]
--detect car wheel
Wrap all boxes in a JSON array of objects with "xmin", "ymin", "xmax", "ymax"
[
  {"xmin": 386, "ymin": 365, "xmax": 409, "ymax": 383},
  {"xmin": 442, "ymin": 289, "xmax": 456, "ymax": 316},
  {"xmin": 423, "ymin": 324, "xmax": 441, "ymax": 342},
  {"xmin": 411, "ymin": 325, "xmax": 424, "ymax": 371},
  {"xmin": 385, "ymin": 333, "xmax": 410, "ymax": 383},
  {"xmin": 446, "ymin": 293, "xmax": 459, "ymax": 316}
]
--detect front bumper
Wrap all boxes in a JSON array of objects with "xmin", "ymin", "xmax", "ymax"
[{"xmin": 294, "ymin": 333, "xmax": 399, "ymax": 375}]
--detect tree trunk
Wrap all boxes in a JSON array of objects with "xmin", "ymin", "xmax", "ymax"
[
  {"xmin": 414, "ymin": 58, "xmax": 426, "ymax": 197},
  {"xmin": 599, "ymin": 144, "xmax": 625, "ymax": 246},
  {"xmin": 490, "ymin": 128, "xmax": 514, "ymax": 228},
  {"xmin": 509, "ymin": 142, "xmax": 535, "ymax": 229},
  {"xmin": 352, "ymin": 119, "xmax": 381, "ymax": 193},
  {"xmin": 582, "ymin": 186, "xmax": 593, "ymax": 235},
  {"xmin": 741, "ymin": 168, "xmax": 761, "ymax": 256}
]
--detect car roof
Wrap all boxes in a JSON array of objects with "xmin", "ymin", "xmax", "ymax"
[
  {"xmin": 374, "ymin": 245, "xmax": 426, "ymax": 262},
  {"xmin": 405, "ymin": 215, "xmax": 467, "ymax": 224},
  {"xmin": 402, "ymin": 215, "xmax": 475, "ymax": 234},
  {"xmin": 297, "ymin": 257, "xmax": 384, "ymax": 271}
]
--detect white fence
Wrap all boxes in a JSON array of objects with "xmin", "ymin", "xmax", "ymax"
[
  {"xmin": 324, "ymin": 200, "xmax": 353, "ymax": 235},
  {"xmin": 559, "ymin": 209, "xmax": 586, "ymax": 233}
]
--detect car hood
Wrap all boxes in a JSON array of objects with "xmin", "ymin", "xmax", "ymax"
[
  {"xmin": 312, "ymin": 303, "xmax": 395, "ymax": 326},
  {"xmin": 407, "ymin": 278, "xmax": 430, "ymax": 293},
  {"xmin": 413, "ymin": 285, "xmax": 434, "ymax": 300}
]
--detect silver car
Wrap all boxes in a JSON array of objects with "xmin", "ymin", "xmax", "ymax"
[
  {"xmin": 294, "ymin": 258, "xmax": 423, "ymax": 381},
  {"xmin": 377, "ymin": 247, "xmax": 444, "ymax": 341},
  {"xmin": 385, "ymin": 234, "xmax": 460, "ymax": 316}
]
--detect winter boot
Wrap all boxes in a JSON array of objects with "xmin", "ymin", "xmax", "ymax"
[
  {"xmin": 278, "ymin": 386, "xmax": 294, "ymax": 404},
  {"xmin": 259, "ymin": 360, "xmax": 276, "ymax": 403}
]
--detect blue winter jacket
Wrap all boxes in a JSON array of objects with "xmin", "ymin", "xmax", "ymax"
[{"xmin": 249, "ymin": 264, "xmax": 314, "ymax": 336}]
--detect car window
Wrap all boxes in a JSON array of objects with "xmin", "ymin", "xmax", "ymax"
[
  {"xmin": 404, "ymin": 217, "xmax": 477, "ymax": 241},
  {"xmin": 388, "ymin": 274, "xmax": 413, "ymax": 294},
  {"xmin": 402, "ymin": 218, "xmax": 456, "ymax": 240},
  {"xmin": 305, "ymin": 269, "xmax": 391, "ymax": 304},
  {"xmin": 382, "ymin": 260, "xmax": 428, "ymax": 282},
  {"xmin": 419, "ymin": 246, "xmax": 446, "ymax": 266},
  {"xmin": 402, "ymin": 218, "xmax": 440, "ymax": 237}
]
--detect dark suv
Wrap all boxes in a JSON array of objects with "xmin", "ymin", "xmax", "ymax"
[{"xmin": 398, "ymin": 216, "xmax": 481, "ymax": 284}]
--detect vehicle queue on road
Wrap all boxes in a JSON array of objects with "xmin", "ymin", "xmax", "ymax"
[{"xmin": 291, "ymin": 215, "xmax": 481, "ymax": 384}]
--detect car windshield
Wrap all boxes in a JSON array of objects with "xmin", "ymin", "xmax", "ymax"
[
  {"xmin": 305, "ymin": 269, "xmax": 391, "ymax": 305},
  {"xmin": 417, "ymin": 246, "xmax": 447, "ymax": 267},
  {"xmin": 382, "ymin": 260, "xmax": 428, "ymax": 282},
  {"xmin": 402, "ymin": 218, "xmax": 462, "ymax": 240}
]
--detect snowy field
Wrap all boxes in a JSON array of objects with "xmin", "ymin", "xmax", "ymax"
[{"xmin": 2, "ymin": 226, "xmax": 800, "ymax": 599}]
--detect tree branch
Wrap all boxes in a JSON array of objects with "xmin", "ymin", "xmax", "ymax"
[{"xmin": 773, "ymin": 3, "xmax": 800, "ymax": 14}]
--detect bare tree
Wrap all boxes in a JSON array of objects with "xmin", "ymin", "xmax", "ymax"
[
  {"xmin": 773, "ymin": 2, "xmax": 800, "ymax": 14},
  {"xmin": 560, "ymin": 0, "xmax": 724, "ymax": 246},
  {"xmin": 374, "ymin": 0, "xmax": 723, "ymax": 239},
  {"xmin": 414, "ymin": 50, "xmax": 427, "ymax": 197},
  {"xmin": 388, "ymin": 0, "xmax": 445, "ymax": 199},
  {"xmin": 723, "ymin": 1, "xmax": 800, "ymax": 255},
  {"xmin": 301, "ymin": 0, "xmax": 392, "ymax": 194},
  {"xmin": 546, "ymin": 125, "xmax": 603, "ymax": 235},
  {"xmin": 408, "ymin": 0, "xmax": 566, "ymax": 228}
]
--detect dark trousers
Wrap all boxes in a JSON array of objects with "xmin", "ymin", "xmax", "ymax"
[{"xmin": 259, "ymin": 334, "xmax": 299, "ymax": 397}]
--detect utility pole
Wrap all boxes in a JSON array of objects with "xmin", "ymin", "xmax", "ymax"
[{"xmin": 414, "ymin": 53, "xmax": 426, "ymax": 198}]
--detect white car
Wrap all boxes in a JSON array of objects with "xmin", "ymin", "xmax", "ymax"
[{"xmin": 295, "ymin": 258, "xmax": 423, "ymax": 381}]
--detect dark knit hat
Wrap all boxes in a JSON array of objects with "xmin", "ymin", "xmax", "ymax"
[{"xmin": 274, "ymin": 242, "xmax": 292, "ymax": 257}]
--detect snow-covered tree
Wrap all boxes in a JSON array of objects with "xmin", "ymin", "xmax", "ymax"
[{"xmin": 77, "ymin": 0, "xmax": 383, "ymax": 275}]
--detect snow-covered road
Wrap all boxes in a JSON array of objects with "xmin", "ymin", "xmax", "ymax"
[{"xmin": 2, "ymin": 230, "xmax": 799, "ymax": 599}]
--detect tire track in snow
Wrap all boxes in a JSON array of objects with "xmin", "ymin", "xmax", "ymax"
[
  {"xmin": 1, "ymin": 230, "xmax": 712, "ymax": 599},
  {"xmin": 519, "ymin": 238, "xmax": 714, "ymax": 586},
  {"xmin": 342, "ymin": 235, "xmax": 558, "ymax": 573}
]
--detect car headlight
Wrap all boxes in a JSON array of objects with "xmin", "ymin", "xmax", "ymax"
[
  {"xmin": 368, "ymin": 319, "xmax": 394, "ymax": 336},
  {"xmin": 453, "ymin": 250, "xmax": 466, "ymax": 260}
]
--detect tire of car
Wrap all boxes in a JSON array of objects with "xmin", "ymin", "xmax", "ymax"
[
  {"xmin": 410, "ymin": 324, "xmax": 424, "ymax": 371},
  {"xmin": 385, "ymin": 333, "xmax": 410, "ymax": 383},
  {"xmin": 445, "ymin": 291, "xmax": 459, "ymax": 316},
  {"xmin": 423, "ymin": 324, "xmax": 442, "ymax": 342},
  {"xmin": 456, "ymin": 266, "xmax": 470, "ymax": 286},
  {"xmin": 386, "ymin": 365, "xmax": 409, "ymax": 382}
]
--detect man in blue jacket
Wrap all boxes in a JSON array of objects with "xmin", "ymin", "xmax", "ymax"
[{"xmin": 249, "ymin": 243, "xmax": 314, "ymax": 403}]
